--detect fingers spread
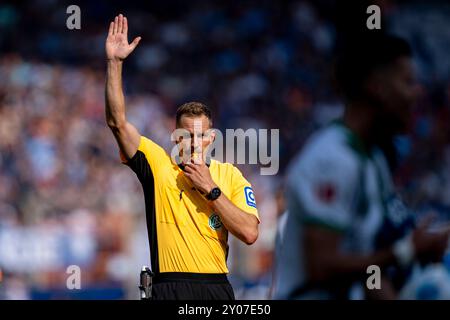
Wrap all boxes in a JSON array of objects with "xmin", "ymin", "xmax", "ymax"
[
  {"xmin": 113, "ymin": 16, "xmax": 118, "ymax": 34},
  {"xmin": 118, "ymin": 14, "xmax": 123, "ymax": 33},
  {"xmin": 124, "ymin": 17, "xmax": 128, "ymax": 35},
  {"xmin": 130, "ymin": 36, "xmax": 141, "ymax": 50},
  {"xmin": 108, "ymin": 21, "xmax": 114, "ymax": 36}
]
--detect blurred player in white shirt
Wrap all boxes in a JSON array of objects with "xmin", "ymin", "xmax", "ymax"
[{"xmin": 272, "ymin": 33, "xmax": 450, "ymax": 300}]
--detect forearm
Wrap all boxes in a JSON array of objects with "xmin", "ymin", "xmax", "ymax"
[
  {"xmin": 329, "ymin": 249, "xmax": 395, "ymax": 278},
  {"xmin": 365, "ymin": 275, "xmax": 397, "ymax": 300},
  {"xmin": 308, "ymin": 248, "xmax": 396, "ymax": 284},
  {"xmin": 305, "ymin": 225, "xmax": 398, "ymax": 286},
  {"xmin": 105, "ymin": 60, "xmax": 126, "ymax": 128},
  {"xmin": 210, "ymin": 194, "xmax": 258, "ymax": 245},
  {"xmin": 103, "ymin": 14, "xmax": 141, "ymax": 159}
]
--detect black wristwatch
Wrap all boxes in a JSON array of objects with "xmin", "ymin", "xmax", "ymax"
[{"xmin": 206, "ymin": 187, "xmax": 221, "ymax": 201}]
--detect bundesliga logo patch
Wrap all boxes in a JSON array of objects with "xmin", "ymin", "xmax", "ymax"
[
  {"xmin": 244, "ymin": 186, "xmax": 257, "ymax": 208},
  {"xmin": 209, "ymin": 213, "xmax": 223, "ymax": 230}
]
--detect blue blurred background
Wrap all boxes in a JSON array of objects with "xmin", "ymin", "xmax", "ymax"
[{"xmin": 0, "ymin": 0, "xmax": 449, "ymax": 299}]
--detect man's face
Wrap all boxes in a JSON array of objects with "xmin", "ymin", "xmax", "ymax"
[
  {"xmin": 371, "ymin": 56, "xmax": 420, "ymax": 133},
  {"xmin": 176, "ymin": 115, "xmax": 215, "ymax": 164}
]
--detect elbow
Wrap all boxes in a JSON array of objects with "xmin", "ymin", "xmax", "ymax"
[
  {"xmin": 243, "ymin": 227, "xmax": 259, "ymax": 245},
  {"xmin": 106, "ymin": 118, "xmax": 126, "ymax": 131}
]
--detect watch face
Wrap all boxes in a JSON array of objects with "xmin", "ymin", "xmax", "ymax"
[{"xmin": 210, "ymin": 187, "xmax": 221, "ymax": 200}]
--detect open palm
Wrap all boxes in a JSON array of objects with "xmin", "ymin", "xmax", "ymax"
[{"xmin": 106, "ymin": 14, "xmax": 141, "ymax": 61}]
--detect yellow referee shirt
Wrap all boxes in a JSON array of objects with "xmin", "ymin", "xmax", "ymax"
[{"xmin": 124, "ymin": 136, "xmax": 259, "ymax": 274}]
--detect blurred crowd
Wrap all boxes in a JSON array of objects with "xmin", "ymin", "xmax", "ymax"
[{"xmin": 0, "ymin": 0, "xmax": 450, "ymax": 299}]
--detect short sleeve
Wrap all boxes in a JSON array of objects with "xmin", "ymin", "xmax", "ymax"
[
  {"xmin": 122, "ymin": 136, "xmax": 169, "ymax": 179},
  {"xmin": 230, "ymin": 166, "xmax": 260, "ymax": 222},
  {"xmin": 287, "ymin": 148, "xmax": 359, "ymax": 233}
]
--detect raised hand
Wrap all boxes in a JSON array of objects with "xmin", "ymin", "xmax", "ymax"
[{"xmin": 106, "ymin": 14, "xmax": 141, "ymax": 62}]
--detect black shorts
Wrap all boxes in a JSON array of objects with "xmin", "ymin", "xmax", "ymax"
[{"xmin": 151, "ymin": 272, "xmax": 235, "ymax": 300}]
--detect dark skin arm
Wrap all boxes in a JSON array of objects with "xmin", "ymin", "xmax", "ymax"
[
  {"xmin": 304, "ymin": 226, "xmax": 396, "ymax": 285},
  {"xmin": 365, "ymin": 275, "xmax": 397, "ymax": 300},
  {"xmin": 304, "ymin": 219, "xmax": 450, "ymax": 299}
]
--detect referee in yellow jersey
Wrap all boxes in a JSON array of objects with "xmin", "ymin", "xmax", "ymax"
[{"xmin": 105, "ymin": 14, "xmax": 260, "ymax": 300}]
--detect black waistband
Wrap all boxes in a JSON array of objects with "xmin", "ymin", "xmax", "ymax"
[{"xmin": 152, "ymin": 272, "xmax": 229, "ymax": 284}]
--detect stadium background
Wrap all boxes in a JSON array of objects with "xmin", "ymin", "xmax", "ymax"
[{"xmin": 0, "ymin": 0, "xmax": 449, "ymax": 299}]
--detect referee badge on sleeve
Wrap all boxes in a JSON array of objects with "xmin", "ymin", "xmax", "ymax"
[
  {"xmin": 244, "ymin": 186, "xmax": 257, "ymax": 208},
  {"xmin": 209, "ymin": 213, "xmax": 223, "ymax": 230}
]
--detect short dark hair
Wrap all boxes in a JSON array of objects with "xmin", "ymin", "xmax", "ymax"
[
  {"xmin": 335, "ymin": 33, "xmax": 412, "ymax": 101},
  {"xmin": 175, "ymin": 101, "xmax": 212, "ymax": 127}
]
